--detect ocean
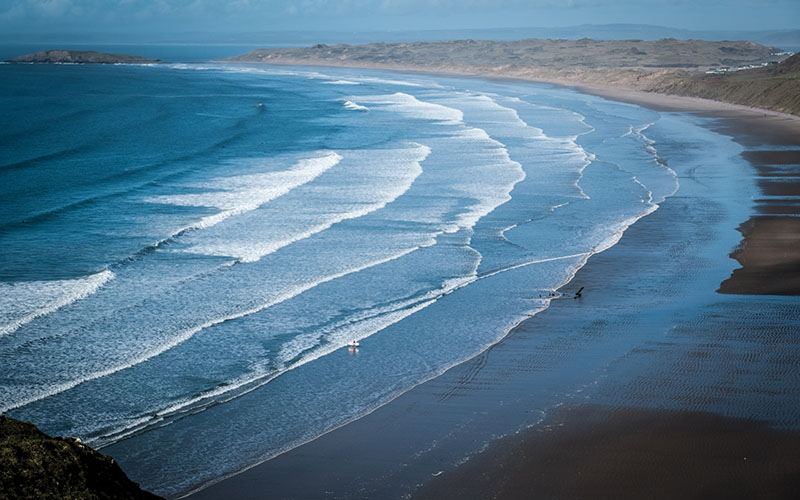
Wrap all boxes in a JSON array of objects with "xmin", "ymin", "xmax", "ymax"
[{"xmin": 0, "ymin": 51, "xmax": 748, "ymax": 497}]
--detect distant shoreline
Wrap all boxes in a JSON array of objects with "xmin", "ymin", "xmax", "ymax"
[
  {"xmin": 221, "ymin": 57, "xmax": 800, "ymax": 123},
  {"xmin": 223, "ymin": 37, "xmax": 800, "ymax": 116}
]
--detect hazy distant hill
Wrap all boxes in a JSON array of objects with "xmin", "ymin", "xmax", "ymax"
[{"xmin": 3, "ymin": 24, "xmax": 798, "ymax": 51}]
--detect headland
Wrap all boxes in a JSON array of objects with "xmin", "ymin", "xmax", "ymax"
[{"xmin": 9, "ymin": 50, "xmax": 161, "ymax": 64}]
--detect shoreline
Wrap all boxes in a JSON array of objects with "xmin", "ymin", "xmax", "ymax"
[{"xmin": 188, "ymin": 67, "xmax": 800, "ymax": 499}]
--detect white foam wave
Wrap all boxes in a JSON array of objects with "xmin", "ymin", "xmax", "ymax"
[
  {"xmin": 188, "ymin": 204, "xmax": 387, "ymax": 263},
  {"xmin": 324, "ymin": 80, "xmax": 361, "ymax": 85},
  {"xmin": 494, "ymin": 95, "xmax": 594, "ymax": 200},
  {"xmin": 350, "ymin": 92, "xmax": 532, "ymax": 234},
  {"xmin": 185, "ymin": 144, "xmax": 430, "ymax": 263},
  {"xmin": 277, "ymin": 259, "xmax": 481, "ymax": 367},
  {"xmin": 352, "ymin": 77, "xmax": 424, "ymax": 87},
  {"xmin": 147, "ymin": 152, "xmax": 341, "ymax": 235},
  {"xmin": 342, "ymin": 100, "xmax": 369, "ymax": 111},
  {"xmin": 73, "ymin": 233, "xmax": 477, "ymax": 445},
  {"xmin": 93, "ymin": 294, "xmax": 437, "ymax": 447},
  {"xmin": 169, "ymin": 63, "xmax": 345, "ymax": 84},
  {"xmin": 0, "ymin": 247, "xmax": 422, "ymax": 416},
  {"xmin": 506, "ymin": 95, "xmax": 595, "ymax": 140},
  {"xmin": 481, "ymin": 252, "xmax": 590, "ymax": 280},
  {"xmin": 471, "ymin": 94, "xmax": 547, "ymax": 138},
  {"xmin": 632, "ymin": 123, "xmax": 679, "ymax": 203},
  {"xmin": 354, "ymin": 92, "xmax": 463, "ymax": 124},
  {"xmin": 134, "ymin": 249, "xmax": 480, "ymax": 441},
  {"xmin": 0, "ymin": 270, "xmax": 114, "ymax": 337},
  {"xmin": 167, "ymin": 63, "xmax": 300, "ymax": 77}
]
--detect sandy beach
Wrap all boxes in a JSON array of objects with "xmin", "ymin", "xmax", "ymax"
[
  {"xmin": 185, "ymin": 71, "xmax": 800, "ymax": 500},
  {"xmin": 416, "ymin": 405, "xmax": 800, "ymax": 500}
]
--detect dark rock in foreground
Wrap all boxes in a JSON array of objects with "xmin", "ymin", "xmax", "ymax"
[
  {"xmin": 10, "ymin": 50, "xmax": 160, "ymax": 64},
  {"xmin": 0, "ymin": 415, "xmax": 163, "ymax": 500}
]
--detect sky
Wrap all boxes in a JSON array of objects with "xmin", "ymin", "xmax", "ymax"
[{"xmin": 1, "ymin": 0, "xmax": 798, "ymax": 38}]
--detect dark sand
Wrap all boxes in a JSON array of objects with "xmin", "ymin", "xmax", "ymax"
[
  {"xmin": 416, "ymin": 405, "xmax": 800, "ymax": 500},
  {"xmin": 188, "ymin": 83, "xmax": 800, "ymax": 500},
  {"xmin": 719, "ymin": 217, "xmax": 800, "ymax": 295},
  {"xmin": 715, "ymin": 148, "xmax": 800, "ymax": 295}
]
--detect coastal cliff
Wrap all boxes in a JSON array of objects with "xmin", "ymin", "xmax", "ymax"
[
  {"xmin": 227, "ymin": 38, "xmax": 799, "ymax": 116},
  {"xmin": 647, "ymin": 52, "xmax": 800, "ymax": 115},
  {"xmin": 10, "ymin": 50, "xmax": 160, "ymax": 64},
  {"xmin": 0, "ymin": 416, "xmax": 162, "ymax": 500}
]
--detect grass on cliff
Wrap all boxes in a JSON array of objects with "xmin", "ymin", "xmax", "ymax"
[
  {"xmin": 0, "ymin": 416, "xmax": 162, "ymax": 500},
  {"xmin": 648, "ymin": 53, "xmax": 800, "ymax": 116}
]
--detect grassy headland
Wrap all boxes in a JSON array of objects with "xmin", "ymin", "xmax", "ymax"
[{"xmin": 227, "ymin": 38, "xmax": 799, "ymax": 115}]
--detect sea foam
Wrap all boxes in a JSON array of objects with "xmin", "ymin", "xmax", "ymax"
[
  {"xmin": 0, "ymin": 270, "xmax": 114, "ymax": 337},
  {"xmin": 182, "ymin": 143, "xmax": 430, "ymax": 262},
  {"xmin": 147, "ymin": 152, "xmax": 341, "ymax": 234},
  {"xmin": 356, "ymin": 92, "xmax": 527, "ymax": 232},
  {"xmin": 343, "ymin": 100, "xmax": 369, "ymax": 111}
]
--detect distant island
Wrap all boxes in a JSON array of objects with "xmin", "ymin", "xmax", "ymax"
[
  {"xmin": 9, "ymin": 50, "xmax": 161, "ymax": 64},
  {"xmin": 226, "ymin": 38, "xmax": 799, "ymax": 116}
]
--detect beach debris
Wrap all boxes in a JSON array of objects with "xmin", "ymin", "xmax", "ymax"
[{"xmin": 574, "ymin": 287, "xmax": 584, "ymax": 299}]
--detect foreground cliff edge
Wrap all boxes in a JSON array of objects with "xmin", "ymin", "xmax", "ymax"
[
  {"xmin": 0, "ymin": 416, "xmax": 163, "ymax": 500},
  {"xmin": 226, "ymin": 38, "xmax": 799, "ymax": 116},
  {"xmin": 9, "ymin": 50, "xmax": 161, "ymax": 64}
]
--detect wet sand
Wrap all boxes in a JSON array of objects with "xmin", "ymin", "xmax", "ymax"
[
  {"xmin": 416, "ymin": 405, "xmax": 800, "ymax": 500},
  {"xmin": 188, "ymin": 80, "xmax": 800, "ymax": 499},
  {"xmin": 717, "ymin": 147, "xmax": 800, "ymax": 295},
  {"xmin": 575, "ymin": 83, "xmax": 800, "ymax": 296}
]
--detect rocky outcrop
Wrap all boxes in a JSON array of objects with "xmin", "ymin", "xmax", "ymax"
[
  {"xmin": 0, "ymin": 415, "xmax": 163, "ymax": 500},
  {"xmin": 10, "ymin": 50, "xmax": 160, "ymax": 64}
]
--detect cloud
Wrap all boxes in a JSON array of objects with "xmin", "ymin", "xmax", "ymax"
[
  {"xmin": 37, "ymin": 0, "xmax": 71, "ymax": 16},
  {"xmin": 1, "ymin": 0, "xmax": 797, "ymax": 33}
]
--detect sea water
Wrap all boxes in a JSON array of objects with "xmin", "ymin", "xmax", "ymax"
[{"xmin": 0, "ymin": 57, "xmax": 721, "ymax": 497}]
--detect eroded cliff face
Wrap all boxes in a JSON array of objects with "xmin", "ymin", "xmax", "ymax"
[
  {"xmin": 10, "ymin": 50, "xmax": 160, "ymax": 64},
  {"xmin": 0, "ymin": 416, "xmax": 163, "ymax": 500}
]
